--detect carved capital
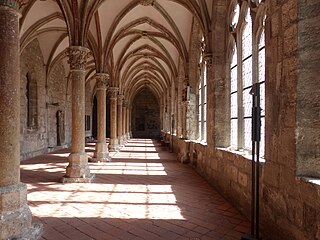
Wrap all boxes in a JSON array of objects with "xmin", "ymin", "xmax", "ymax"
[
  {"xmin": 108, "ymin": 87, "xmax": 119, "ymax": 99},
  {"xmin": 123, "ymin": 100, "xmax": 128, "ymax": 107},
  {"xmin": 0, "ymin": 0, "xmax": 25, "ymax": 10},
  {"xmin": 140, "ymin": 0, "xmax": 154, "ymax": 6},
  {"xmin": 67, "ymin": 46, "xmax": 90, "ymax": 71},
  {"xmin": 117, "ymin": 94, "xmax": 124, "ymax": 105},
  {"xmin": 95, "ymin": 73, "xmax": 109, "ymax": 90},
  {"xmin": 204, "ymin": 53, "xmax": 213, "ymax": 69}
]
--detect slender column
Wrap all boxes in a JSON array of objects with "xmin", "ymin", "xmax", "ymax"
[
  {"xmin": 182, "ymin": 101, "xmax": 188, "ymax": 139},
  {"xmin": 117, "ymin": 94, "xmax": 124, "ymax": 146},
  {"xmin": 204, "ymin": 53, "xmax": 213, "ymax": 145},
  {"xmin": 109, "ymin": 87, "xmax": 119, "ymax": 151},
  {"xmin": 62, "ymin": 46, "xmax": 94, "ymax": 183},
  {"xmin": 92, "ymin": 73, "xmax": 110, "ymax": 162},
  {"xmin": 0, "ymin": 2, "xmax": 42, "ymax": 239},
  {"xmin": 122, "ymin": 101, "xmax": 127, "ymax": 143},
  {"xmin": 126, "ymin": 106, "xmax": 131, "ymax": 140}
]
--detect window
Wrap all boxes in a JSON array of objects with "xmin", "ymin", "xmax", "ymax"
[
  {"xmin": 197, "ymin": 36, "xmax": 207, "ymax": 142},
  {"xmin": 85, "ymin": 115, "xmax": 91, "ymax": 131},
  {"xmin": 228, "ymin": 1, "xmax": 266, "ymax": 157},
  {"xmin": 26, "ymin": 72, "xmax": 38, "ymax": 129}
]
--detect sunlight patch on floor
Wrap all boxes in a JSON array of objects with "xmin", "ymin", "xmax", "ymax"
[{"xmin": 28, "ymin": 184, "xmax": 185, "ymax": 220}]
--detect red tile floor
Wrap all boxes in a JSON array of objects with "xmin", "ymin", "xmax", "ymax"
[{"xmin": 21, "ymin": 139, "xmax": 250, "ymax": 240}]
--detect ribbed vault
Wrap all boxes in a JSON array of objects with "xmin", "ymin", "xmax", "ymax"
[{"xmin": 19, "ymin": 0, "xmax": 212, "ymax": 107}]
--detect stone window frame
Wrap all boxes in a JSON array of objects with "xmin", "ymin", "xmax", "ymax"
[
  {"xmin": 227, "ymin": 0, "xmax": 266, "ymax": 156},
  {"xmin": 197, "ymin": 35, "xmax": 207, "ymax": 143},
  {"xmin": 26, "ymin": 72, "xmax": 38, "ymax": 130}
]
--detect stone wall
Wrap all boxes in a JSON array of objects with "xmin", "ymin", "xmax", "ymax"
[
  {"xmin": 20, "ymin": 39, "xmax": 48, "ymax": 159},
  {"xmin": 20, "ymin": 39, "xmax": 72, "ymax": 160},
  {"xmin": 171, "ymin": 1, "xmax": 320, "ymax": 240}
]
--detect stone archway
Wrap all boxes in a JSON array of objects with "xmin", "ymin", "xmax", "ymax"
[{"xmin": 132, "ymin": 88, "xmax": 160, "ymax": 139}]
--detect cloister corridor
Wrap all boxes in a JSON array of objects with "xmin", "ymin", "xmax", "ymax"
[{"xmin": 21, "ymin": 139, "xmax": 250, "ymax": 240}]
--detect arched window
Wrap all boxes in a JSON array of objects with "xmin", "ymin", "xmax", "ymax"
[
  {"xmin": 26, "ymin": 72, "xmax": 38, "ymax": 129},
  {"xmin": 228, "ymin": 1, "xmax": 266, "ymax": 156},
  {"xmin": 198, "ymin": 36, "xmax": 207, "ymax": 142}
]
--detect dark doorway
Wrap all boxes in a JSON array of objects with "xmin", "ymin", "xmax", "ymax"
[{"xmin": 132, "ymin": 88, "xmax": 160, "ymax": 139}]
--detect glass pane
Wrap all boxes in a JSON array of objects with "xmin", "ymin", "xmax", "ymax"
[
  {"xmin": 231, "ymin": 119, "xmax": 238, "ymax": 147},
  {"xmin": 231, "ymin": 66, "xmax": 237, "ymax": 93},
  {"xmin": 242, "ymin": 57, "xmax": 252, "ymax": 89},
  {"xmin": 260, "ymin": 82, "xmax": 265, "ymax": 116},
  {"xmin": 203, "ymin": 121, "xmax": 207, "ymax": 142},
  {"xmin": 231, "ymin": 93, "xmax": 237, "ymax": 118},
  {"xmin": 231, "ymin": 45, "xmax": 237, "ymax": 68},
  {"xmin": 259, "ymin": 30, "xmax": 265, "ymax": 49},
  {"xmin": 243, "ymin": 88, "xmax": 252, "ymax": 118},
  {"xmin": 203, "ymin": 103, "xmax": 207, "ymax": 122},
  {"xmin": 258, "ymin": 48, "xmax": 265, "ymax": 83},
  {"xmin": 242, "ymin": 10, "xmax": 252, "ymax": 60},
  {"xmin": 231, "ymin": 4, "xmax": 240, "ymax": 27},
  {"xmin": 260, "ymin": 117, "xmax": 265, "ymax": 158},
  {"xmin": 244, "ymin": 118, "xmax": 252, "ymax": 150}
]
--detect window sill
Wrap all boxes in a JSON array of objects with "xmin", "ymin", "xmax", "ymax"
[
  {"xmin": 300, "ymin": 177, "xmax": 320, "ymax": 187},
  {"xmin": 217, "ymin": 147, "xmax": 265, "ymax": 163}
]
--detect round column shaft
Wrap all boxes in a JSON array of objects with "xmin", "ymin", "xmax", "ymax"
[
  {"xmin": 62, "ymin": 46, "xmax": 94, "ymax": 183},
  {"xmin": 109, "ymin": 87, "xmax": 119, "ymax": 151},
  {"xmin": 92, "ymin": 74, "xmax": 110, "ymax": 162},
  {"xmin": 117, "ymin": 95, "xmax": 124, "ymax": 147},
  {"xmin": 122, "ymin": 102, "xmax": 127, "ymax": 143},
  {"xmin": 0, "ymin": 3, "xmax": 42, "ymax": 239}
]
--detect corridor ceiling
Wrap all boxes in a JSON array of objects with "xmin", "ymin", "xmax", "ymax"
[{"xmin": 20, "ymin": 0, "xmax": 213, "ymax": 103}]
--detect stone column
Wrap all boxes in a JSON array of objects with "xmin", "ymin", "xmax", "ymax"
[
  {"xmin": 0, "ymin": 2, "xmax": 42, "ymax": 239},
  {"xmin": 62, "ymin": 46, "xmax": 94, "ymax": 183},
  {"xmin": 92, "ymin": 73, "xmax": 110, "ymax": 162},
  {"xmin": 117, "ymin": 94, "xmax": 124, "ymax": 146},
  {"xmin": 204, "ymin": 53, "xmax": 214, "ymax": 145},
  {"xmin": 182, "ymin": 101, "xmax": 188, "ymax": 139},
  {"xmin": 126, "ymin": 106, "xmax": 131, "ymax": 140},
  {"xmin": 122, "ymin": 101, "xmax": 127, "ymax": 143},
  {"xmin": 109, "ymin": 87, "xmax": 119, "ymax": 151}
]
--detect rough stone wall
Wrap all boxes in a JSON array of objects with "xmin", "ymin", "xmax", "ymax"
[
  {"xmin": 20, "ymin": 39, "xmax": 71, "ymax": 160},
  {"xmin": 132, "ymin": 88, "xmax": 160, "ymax": 139},
  {"xmin": 296, "ymin": 1, "xmax": 320, "ymax": 178},
  {"xmin": 172, "ymin": 0, "xmax": 320, "ymax": 240},
  {"xmin": 20, "ymin": 39, "xmax": 48, "ymax": 159},
  {"xmin": 47, "ymin": 61, "xmax": 71, "ymax": 148}
]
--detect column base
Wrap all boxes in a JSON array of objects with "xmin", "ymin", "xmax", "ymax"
[
  {"xmin": 91, "ymin": 142, "xmax": 111, "ymax": 162},
  {"xmin": 127, "ymin": 133, "xmax": 131, "ymax": 140},
  {"xmin": 61, "ymin": 174, "xmax": 95, "ymax": 183},
  {"xmin": 63, "ymin": 153, "xmax": 93, "ymax": 182},
  {"xmin": 0, "ymin": 183, "xmax": 43, "ymax": 240},
  {"xmin": 109, "ymin": 138, "xmax": 119, "ymax": 152},
  {"xmin": 122, "ymin": 134, "xmax": 127, "ymax": 144}
]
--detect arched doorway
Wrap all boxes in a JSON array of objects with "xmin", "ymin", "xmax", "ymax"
[{"xmin": 132, "ymin": 88, "xmax": 160, "ymax": 139}]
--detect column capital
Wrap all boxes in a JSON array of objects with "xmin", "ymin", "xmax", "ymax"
[
  {"xmin": 204, "ymin": 53, "xmax": 213, "ymax": 68},
  {"xmin": 109, "ymin": 87, "xmax": 119, "ymax": 99},
  {"xmin": 123, "ymin": 100, "xmax": 128, "ymax": 107},
  {"xmin": 67, "ymin": 46, "xmax": 90, "ymax": 71},
  {"xmin": 117, "ymin": 94, "xmax": 124, "ymax": 105},
  {"xmin": 95, "ymin": 73, "xmax": 109, "ymax": 90},
  {"xmin": 0, "ymin": 0, "xmax": 26, "ymax": 10}
]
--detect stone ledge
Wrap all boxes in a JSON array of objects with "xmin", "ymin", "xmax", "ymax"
[
  {"xmin": 61, "ymin": 174, "xmax": 95, "ymax": 183},
  {"xmin": 89, "ymin": 156, "xmax": 111, "ymax": 163}
]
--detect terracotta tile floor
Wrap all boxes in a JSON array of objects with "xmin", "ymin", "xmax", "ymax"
[{"xmin": 21, "ymin": 139, "xmax": 250, "ymax": 240}]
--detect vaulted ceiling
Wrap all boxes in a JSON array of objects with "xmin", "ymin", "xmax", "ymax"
[{"xmin": 20, "ymin": 0, "xmax": 213, "ymax": 103}]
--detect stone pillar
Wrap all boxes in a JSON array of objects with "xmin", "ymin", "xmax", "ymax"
[
  {"xmin": 109, "ymin": 87, "xmax": 119, "ymax": 151},
  {"xmin": 0, "ymin": 2, "xmax": 42, "ymax": 239},
  {"xmin": 117, "ymin": 94, "xmax": 124, "ymax": 146},
  {"xmin": 62, "ymin": 46, "xmax": 94, "ymax": 183},
  {"xmin": 92, "ymin": 73, "xmax": 110, "ymax": 162},
  {"xmin": 126, "ymin": 106, "xmax": 131, "ymax": 140},
  {"xmin": 122, "ymin": 101, "xmax": 127, "ymax": 143},
  {"xmin": 204, "ymin": 53, "xmax": 214, "ymax": 145},
  {"xmin": 182, "ymin": 101, "xmax": 188, "ymax": 139}
]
